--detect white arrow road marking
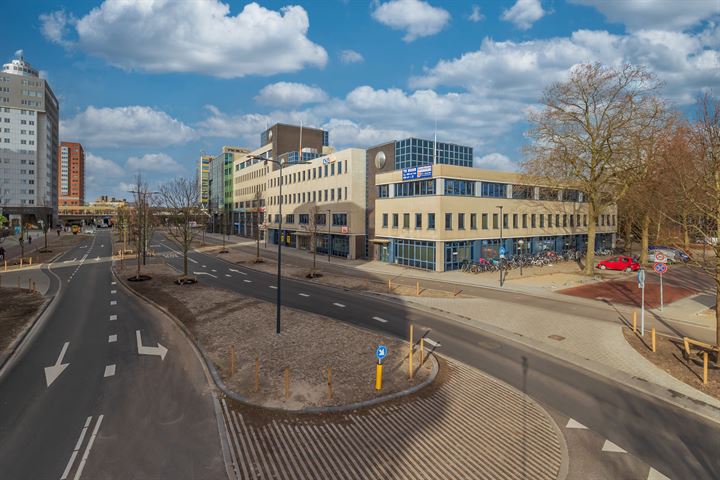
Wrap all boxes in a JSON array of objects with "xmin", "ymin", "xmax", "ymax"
[
  {"xmin": 602, "ymin": 440, "xmax": 627, "ymax": 453},
  {"xmin": 333, "ymin": 303, "xmax": 346, "ymax": 308},
  {"xmin": 566, "ymin": 419, "xmax": 588, "ymax": 429},
  {"xmin": 61, "ymin": 416, "xmax": 92, "ymax": 480},
  {"xmin": 108, "ymin": 335, "xmax": 117, "ymax": 343},
  {"xmin": 372, "ymin": 316, "xmax": 388, "ymax": 323},
  {"xmin": 110, "ymin": 300, "xmax": 117, "ymax": 306},
  {"xmin": 45, "ymin": 342, "xmax": 70, "ymax": 387},
  {"xmin": 648, "ymin": 467, "xmax": 672, "ymax": 480},
  {"xmin": 109, "ymin": 314, "xmax": 117, "ymax": 321},
  {"xmin": 299, "ymin": 293, "xmax": 310, "ymax": 297},
  {"xmin": 425, "ymin": 338, "xmax": 441, "ymax": 348},
  {"xmin": 229, "ymin": 269, "xmax": 246, "ymax": 275},
  {"xmin": 103, "ymin": 365, "xmax": 116, "ymax": 377},
  {"xmin": 136, "ymin": 330, "xmax": 168, "ymax": 360},
  {"xmin": 193, "ymin": 271, "xmax": 218, "ymax": 278},
  {"xmin": 73, "ymin": 414, "xmax": 103, "ymax": 480}
]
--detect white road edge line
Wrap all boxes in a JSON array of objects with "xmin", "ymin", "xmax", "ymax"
[
  {"xmin": 103, "ymin": 365, "xmax": 116, "ymax": 377},
  {"xmin": 299, "ymin": 293, "xmax": 310, "ymax": 297},
  {"xmin": 333, "ymin": 303, "xmax": 346, "ymax": 308},
  {"xmin": 61, "ymin": 416, "xmax": 92, "ymax": 480},
  {"xmin": 73, "ymin": 414, "xmax": 104, "ymax": 480},
  {"xmin": 372, "ymin": 316, "xmax": 388, "ymax": 323}
]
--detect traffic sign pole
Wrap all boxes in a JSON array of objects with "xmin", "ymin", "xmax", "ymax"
[
  {"xmin": 641, "ymin": 280, "xmax": 645, "ymax": 335},
  {"xmin": 660, "ymin": 273, "xmax": 664, "ymax": 312}
]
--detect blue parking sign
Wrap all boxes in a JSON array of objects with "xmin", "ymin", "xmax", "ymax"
[{"xmin": 375, "ymin": 345, "xmax": 387, "ymax": 361}]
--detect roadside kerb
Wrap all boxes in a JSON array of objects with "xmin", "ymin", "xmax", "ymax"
[
  {"xmin": 373, "ymin": 292, "xmax": 720, "ymax": 426},
  {"xmin": 112, "ymin": 262, "xmax": 439, "ymax": 414}
]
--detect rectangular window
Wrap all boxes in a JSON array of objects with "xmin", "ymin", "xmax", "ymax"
[
  {"xmin": 548, "ymin": 214, "xmax": 553, "ymax": 228},
  {"xmin": 511, "ymin": 185, "xmax": 533, "ymax": 199},
  {"xmin": 299, "ymin": 214, "xmax": 309, "ymax": 224},
  {"xmin": 444, "ymin": 179, "xmax": 475, "ymax": 196},
  {"xmin": 513, "ymin": 214, "xmax": 518, "ymax": 229},
  {"xmin": 522, "ymin": 214, "xmax": 528, "ymax": 228},
  {"xmin": 540, "ymin": 214, "xmax": 545, "ymax": 228},
  {"xmin": 481, "ymin": 182, "xmax": 507, "ymax": 198},
  {"xmin": 382, "ymin": 213, "xmax": 388, "ymax": 228},
  {"xmin": 531, "ymin": 214, "xmax": 536, "ymax": 228},
  {"xmin": 331, "ymin": 163, "xmax": 335, "ymax": 175},
  {"xmin": 569, "ymin": 214, "xmax": 574, "ymax": 227},
  {"xmin": 445, "ymin": 213, "xmax": 453, "ymax": 230},
  {"xmin": 324, "ymin": 165, "xmax": 328, "ymax": 176},
  {"xmin": 583, "ymin": 214, "xmax": 587, "ymax": 227},
  {"xmin": 563, "ymin": 214, "xmax": 568, "ymax": 227},
  {"xmin": 415, "ymin": 213, "xmax": 422, "ymax": 229},
  {"xmin": 377, "ymin": 184, "xmax": 389, "ymax": 198},
  {"xmin": 337, "ymin": 162, "xmax": 342, "ymax": 174},
  {"xmin": 556, "ymin": 214, "xmax": 560, "ymax": 227},
  {"xmin": 403, "ymin": 213, "xmax": 410, "ymax": 229},
  {"xmin": 428, "ymin": 213, "xmax": 435, "ymax": 229},
  {"xmin": 392, "ymin": 213, "xmax": 399, "ymax": 228},
  {"xmin": 332, "ymin": 213, "xmax": 347, "ymax": 226},
  {"xmin": 331, "ymin": 189, "xmax": 335, "ymax": 201},
  {"xmin": 492, "ymin": 214, "xmax": 499, "ymax": 229},
  {"xmin": 482, "ymin": 213, "xmax": 488, "ymax": 229},
  {"xmin": 315, "ymin": 213, "xmax": 326, "ymax": 225},
  {"xmin": 285, "ymin": 214, "xmax": 294, "ymax": 224},
  {"xmin": 503, "ymin": 214, "xmax": 509, "ymax": 229},
  {"xmin": 324, "ymin": 190, "xmax": 328, "ymax": 201},
  {"xmin": 470, "ymin": 213, "xmax": 477, "ymax": 230},
  {"xmin": 458, "ymin": 213, "xmax": 465, "ymax": 230}
]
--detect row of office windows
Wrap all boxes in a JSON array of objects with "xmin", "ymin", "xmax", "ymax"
[
  {"xmin": 382, "ymin": 212, "xmax": 616, "ymax": 231},
  {"xmin": 267, "ymin": 187, "xmax": 348, "ymax": 206},
  {"xmin": 394, "ymin": 239, "xmax": 436, "ymax": 270},
  {"xmin": 273, "ymin": 212, "xmax": 348, "ymax": 226},
  {"xmin": 268, "ymin": 160, "xmax": 347, "ymax": 188}
]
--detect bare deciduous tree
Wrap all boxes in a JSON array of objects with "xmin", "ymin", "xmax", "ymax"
[
  {"xmin": 524, "ymin": 63, "xmax": 662, "ymax": 274},
  {"xmin": 159, "ymin": 176, "xmax": 201, "ymax": 280},
  {"xmin": 128, "ymin": 174, "xmax": 157, "ymax": 280},
  {"xmin": 301, "ymin": 203, "xmax": 323, "ymax": 278}
]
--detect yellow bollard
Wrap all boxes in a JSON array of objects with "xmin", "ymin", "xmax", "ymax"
[
  {"xmin": 29, "ymin": 257, "xmax": 32, "ymax": 266},
  {"xmin": 375, "ymin": 363, "xmax": 383, "ymax": 391},
  {"xmin": 651, "ymin": 328, "xmax": 656, "ymax": 353},
  {"xmin": 633, "ymin": 311, "xmax": 637, "ymax": 333},
  {"xmin": 703, "ymin": 352, "xmax": 708, "ymax": 385},
  {"xmin": 409, "ymin": 324, "xmax": 414, "ymax": 380},
  {"xmin": 388, "ymin": 278, "xmax": 392, "ymax": 292},
  {"xmin": 416, "ymin": 281, "xmax": 420, "ymax": 296},
  {"xmin": 284, "ymin": 368, "xmax": 290, "ymax": 400},
  {"xmin": 420, "ymin": 338, "xmax": 425, "ymax": 365}
]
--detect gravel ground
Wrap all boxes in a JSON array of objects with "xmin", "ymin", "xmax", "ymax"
[
  {"xmin": 119, "ymin": 262, "xmax": 434, "ymax": 410},
  {"xmin": 0, "ymin": 288, "xmax": 47, "ymax": 356},
  {"xmin": 624, "ymin": 328, "xmax": 719, "ymax": 400}
]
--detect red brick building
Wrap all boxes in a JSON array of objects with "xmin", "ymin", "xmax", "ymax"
[{"xmin": 58, "ymin": 141, "xmax": 85, "ymax": 206}]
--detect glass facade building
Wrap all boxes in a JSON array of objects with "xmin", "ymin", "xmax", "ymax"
[{"xmin": 395, "ymin": 138, "xmax": 473, "ymax": 170}]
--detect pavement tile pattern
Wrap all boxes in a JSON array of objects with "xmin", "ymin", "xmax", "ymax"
[{"xmin": 221, "ymin": 360, "xmax": 563, "ymax": 480}]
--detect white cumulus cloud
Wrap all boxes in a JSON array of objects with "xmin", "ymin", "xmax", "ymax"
[
  {"xmin": 40, "ymin": 1, "xmax": 327, "ymax": 77},
  {"xmin": 469, "ymin": 5, "xmax": 485, "ymax": 23},
  {"xmin": 501, "ymin": 0, "xmax": 546, "ymax": 30},
  {"xmin": 86, "ymin": 152, "xmax": 123, "ymax": 177},
  {"xmin": 474, "ymin": 153, "xmax": 517, "ymax": 171},
  {"xmin": 126, "ymin": 153, "xmax": 183, "ymax": 173},
  {"xmin": 339, "ymin": 49, "xmax": 364, "ymax": 64},
  {"xmin": 569, "ymin": 0, "xmax": 719, "ymax": 31},
  {"xmin": 61, "ymin": 106, "xmax": 196, "ymax": 148},
  {"xmin": 255, "ymin": 82, "xmax": 328, "ymax": 107},
  {"xmin": 372, "ymin": 0, "xmax": 451, "ymax": 42}
]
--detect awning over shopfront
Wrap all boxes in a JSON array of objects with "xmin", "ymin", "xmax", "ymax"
[{"xmin": 369, "ymin": 238, "xmax": 391, "ymax": 244}]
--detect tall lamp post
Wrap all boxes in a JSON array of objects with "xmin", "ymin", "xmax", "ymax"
[
  {"xmin": 518, "ymin": 239, "xmax": 524, "ymax": 276},
  {"xmin": 326, "ymin": 209, "xmax": 332, "ymax": 262},
  {"xmin": 497, "ymin": 205, "xmax": 504, "ymax": 287}
]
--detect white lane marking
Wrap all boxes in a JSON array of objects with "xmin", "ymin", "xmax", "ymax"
[
  {"xmin": 202, "ymin": 265, "xmax": 207, "ymax": 268},
  {"xmin": 110, "ymin": 300, "xmax": 117, "ymax": 306},
  {"xmin": 424, "ymin": 338, "xmax": 441, "ymax": 348},
  {"xmin": 135, "ymin": 330, "xmax": 168, "ymax": 360},
  {"xmin": 211, "ymin": 269, "xmax": 217, "ymax": 273},
  {"xmin": 73, "ymin": 414, "xmax": 104, "ymax": 480},
  {"xmin": 269, "ymin": 285, "xmax": 277, "ymax": 289},
  {"xmin": 110, "ymin": 290, "xmax": 116, "ymax": 294},
  {"xmin": 45, "ymin": 342, "xmax": 71, "ymax": 387},
  {"xmin": 243, "ymin": 279, "xmax": 252, "ymax": 283},
  {"xmin": 101, "ymin": 244, "xmax": 104, "ymax": 247},
  {"xmin": 64, "ymin": 260, "xmax": 72, "ymax": 264},
  {"xmin": 61, "ymin": 416, "xmax": 92, "ymax": 480},
  {"xmin": 189, "ymin": 258, "xmax": 198, "ymax": 264},
  {"xmin": 373, "ymin": 316, "xmax": 388, "ymax": 323},
  {"xmin": 566, "ymin": 418, "xmax": 588, "ymax": 429},
  {"xmin": 225, "ymin": 274, "xmax": 231, "ymax": 277},
  {"xmin": 109, "ymin": 314, "xmax": 117, "ymax": 321},
  {"xmin": 602, "ymin": 440, "xmax": 627, "ymax": 453},
  {"xmin": 94, "ymin": 256, "xmax": 100, "ymax": 261},
  {"xmin": 103, "ymin": 365, "xmax": 116, "ymax": 377},
  {"xmin": 229, "ymin": 268, "xmax": 246, "ymax": 275},
  {"xmin": 108, "ymin": 335, "xmax": 117, "ymax": 343},
  {"xmin": 72, "ymin": 257, "xmax": 77, "ymax": 262},
  {"xmin": 333, "ymin": 303, "xmax": 346, "ymax": 308},
  {"xmin": 299, "ymin": 293, "xmax": 310, "ymax": 297},
  {"xmin": 111, "ymin": 281, "xmax": 116, "ymax": 285},
  {"xmin": 648, "ymin": 467, "xmax": 672, "ymax": 480},
  {"xmin": 194, "ymin": 271, "xmax": 217, "ymax": 278}
]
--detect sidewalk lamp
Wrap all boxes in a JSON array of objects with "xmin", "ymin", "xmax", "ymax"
[
  {"xmin": 496, "ymin": 205, "xmax": 504, "ymax": 287},
  {"xmin": 326, "ymin": 209, "xmax": 332, "ymax": 263},
  {"xmin": 518, "ymin": 239, "xmax": 524, "ymax": 276}
]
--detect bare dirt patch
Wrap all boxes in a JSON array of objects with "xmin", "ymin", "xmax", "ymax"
[
  {"xmin": 623, "ymin": 328, "xmax": 720, "ymax": 400},
  {"xmin": 0, "ymin": 288, "xmax": 47, "ymax": 357},
  {"xmin": 118, "ymin": 262, "xmax": 434, "ymax": 410},
  {"xmin": 559, "ymin": 279, "xmax": 697, "ymax": 307}
]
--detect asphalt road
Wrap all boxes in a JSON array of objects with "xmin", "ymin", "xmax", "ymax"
[
  {"xmin": 157, "ymin": 235, "xmax": 720, "ymax": 480},
  {"xmin": 0, "ymin": 230, "xmax": 225, "ymax": 480}
]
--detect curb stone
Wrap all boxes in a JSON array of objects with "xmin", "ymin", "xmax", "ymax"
[{"xmin": 113, "ymin": 262, "xmax": 439, "ymax": 414}]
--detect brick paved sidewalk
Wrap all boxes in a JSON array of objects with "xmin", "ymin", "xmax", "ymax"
[{"xmin": 221, "ymin": 359, "xmax": 564, "ymax": 480}]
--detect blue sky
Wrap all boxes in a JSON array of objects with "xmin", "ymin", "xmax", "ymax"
[{"xmin": 1, "ymin": 0, "xmax": 719, "ymax": 201}]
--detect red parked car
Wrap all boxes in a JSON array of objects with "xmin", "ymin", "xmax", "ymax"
[{"xmin": 596, "ymin": 256, "xmax": 640, "ymax": 272}]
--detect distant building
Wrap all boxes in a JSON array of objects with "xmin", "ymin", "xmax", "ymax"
[
  {"xmin": 0, "ymin": 51, "xmax": 59, "ymax": 227},
  {"xmin": 199, "ymin": 154, "xmax": 211, "ymax": 210},
  {"xmin": 58, "ymin": 141, "xmax": 84, "ymax": 207},
  {"xmin": 207, "ymin": 146, "xmax": 250, "ymax": 234}
]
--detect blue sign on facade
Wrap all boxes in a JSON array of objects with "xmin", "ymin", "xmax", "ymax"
[
  {"xmin": 375, "ymin": 345, "xmax": 387, "ymax": 361},
  {"xmin": 402, "ymin": 165, "xmax": 433, "ymax": 181}
]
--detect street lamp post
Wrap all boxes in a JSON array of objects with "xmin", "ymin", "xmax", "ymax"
[
  {"xmin": 497, "ymin": 205, "xmax": 504, "ymax": 287},
  {"xmin": 326, "ymin": 209, "xmax": 331, "ymax": 262},
  {"xmin": 518, "ymin": 239, "xmax": 524, "ymax": 276}
]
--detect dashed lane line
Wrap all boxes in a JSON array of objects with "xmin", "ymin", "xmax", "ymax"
[
  {"xmin": 372, "ymin": 316, "xmax": 388, "ymax": 323},
  {"xmin": 103, "ymin": 365, "xmax": 116, "ymax": 377},
  {"xmin": 299, "ymin": 293, "xmax": 310, "ymax": 297},
  {"xmin": 269, "ymin": 285, "xmax": 277, "ymax": 290},
  {"xmin": 333, "ymin": 303, "xmax": 346, "ymax": 308},
  {"xmin": 110, "ymin": 301, "xmax": 117, "ymax": 306},
  {"xmin": 225, "ymin": 274, "xmax": 232, "ymax": 277},
  {"xmin": 108, "ymin": 335, "xmax": 117, "ymax": 343},
  {"xmin": 109, "ymin": 315, "xmax": 117, "ymax": 321},
  {"xmin": 244, "ymin": 279, "xmax": 252, "ymax": 283},
  {"xmin": 110, "ymin": 290, "xmax": 116, "ymax": 294}
]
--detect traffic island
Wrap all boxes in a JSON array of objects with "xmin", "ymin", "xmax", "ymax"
[
  {"xmin": 0, "ymin": 288, "xmax": 48, "ymax": 368},
  {"xmin": 117, "ymin": 262, "xmax": 437, "ymax": 412}
]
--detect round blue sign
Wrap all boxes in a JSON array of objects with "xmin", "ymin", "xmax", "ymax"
[
  {"xmin": 375, "ymin": 345, "xmax": 387, "ymax": 361},
  {"xmin": 499, "ymin": 246, "xmax": 506, "ymax": 255}
]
